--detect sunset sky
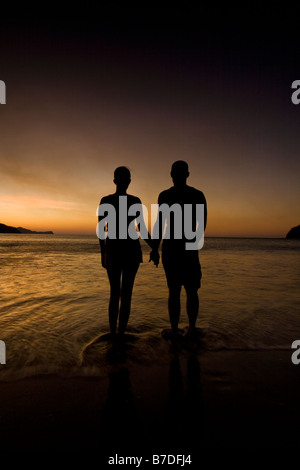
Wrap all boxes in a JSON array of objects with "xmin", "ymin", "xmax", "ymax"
[{"xmin": 0, "ymin": 8, "xmax": 299, "ymax": 237}]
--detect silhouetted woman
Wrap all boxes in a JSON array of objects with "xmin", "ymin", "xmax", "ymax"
[{"xmin": 98, "ymin": 166, "xmax": 157, "ymax": 336}]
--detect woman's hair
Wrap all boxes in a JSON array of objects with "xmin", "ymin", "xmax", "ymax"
[{"xmin": 114, "ymin": 166, "xmax": 131, "ymax": 184}]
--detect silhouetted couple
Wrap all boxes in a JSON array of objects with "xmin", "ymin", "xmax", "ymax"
[{"xmin": 98, "ymin": 161, "xmax": 207, "ymax": 338}]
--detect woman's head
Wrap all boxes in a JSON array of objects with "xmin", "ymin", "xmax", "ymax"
[{"xmin": 113, "ymin": 166, "xmax": 131, "ymax": 191}]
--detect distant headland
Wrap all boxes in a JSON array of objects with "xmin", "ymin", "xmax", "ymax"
[
  {"xmin": 286, "ymin": 225, "xmax": 300, "ymax": 239},
  {"xmin": 0, "ymin": 223, "xmax": 54, "ymax": 234}
]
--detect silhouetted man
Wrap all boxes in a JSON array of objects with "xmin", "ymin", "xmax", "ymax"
[{"xmin": 151, "ymin": 161, "xmax": 207, "ymax": 336}]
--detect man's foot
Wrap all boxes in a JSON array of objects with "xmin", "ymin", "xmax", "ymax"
[
  {"xmin": 161, "ymin": 328, "xmax": 184, "ymax": 340},
  {"xmin": 170, "ymin": 328, "xmax": 180, "ymax": 338}
]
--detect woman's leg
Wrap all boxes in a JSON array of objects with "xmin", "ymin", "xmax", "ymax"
[
  {"xmin": 118, "ymin": 264, "xmax": 139, "ymax": 334},
  {"xmin": 107, "ymin": 266, "xmax": 121, "ymax": 335}
]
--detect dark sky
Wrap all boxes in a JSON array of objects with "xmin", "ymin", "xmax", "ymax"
[{"xmin": 0, "ymin": 7, "xmax": 299, "ymax": 235}]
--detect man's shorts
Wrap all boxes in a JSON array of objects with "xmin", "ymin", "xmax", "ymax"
[{"xmin": 162, "ymin": 249, "xmax": 202, "ymax": 291}]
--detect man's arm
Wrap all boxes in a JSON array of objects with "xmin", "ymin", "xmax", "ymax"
[
  {"xmin": 202, "ymin": 192, "xmax": 207, "ymax": 231},
  {"xmin": 151, "ymin": 193, "xmax": 164, "ymax": 252},
  {"xmin": 149, "ymin": 193, "xmax": 166, "ymax": 267}
]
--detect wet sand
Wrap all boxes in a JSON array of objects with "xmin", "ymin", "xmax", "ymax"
[{"xmin": 0, "ymin": 346, "xmax": 299, "ymax": 458}]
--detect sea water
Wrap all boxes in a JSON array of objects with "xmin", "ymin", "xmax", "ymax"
[{"xmin": 0, "ymin": 234, "xmax": 299, "ymax": 381}]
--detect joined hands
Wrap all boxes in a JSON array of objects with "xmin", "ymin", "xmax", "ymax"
[{"xmin": 149, "ymin": 249, "xmax": 160, "ymax": 267}]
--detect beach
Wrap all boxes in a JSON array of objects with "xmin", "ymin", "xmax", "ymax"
[
  {"xmin": 0, "ymin": 235, "xmax": 300, "ymax": 455},
  {"xmin": 2, "ymin": 10, "xmax": 300, "ymax": 459},
  {"xmin": 0, "ymin": 343, "xmax": 299, "ymax": 455}
]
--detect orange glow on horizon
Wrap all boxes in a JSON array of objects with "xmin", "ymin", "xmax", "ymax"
[
  {"xmin": 0, "ymin": 16, "xmax": 299, "ymax": 241},
  {"xmin": 0, "ymin": 191, "xmax": 292, "ymax": 238}
]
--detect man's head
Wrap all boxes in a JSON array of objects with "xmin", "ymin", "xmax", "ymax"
[
  {"xmin": 171, "ymin": 160, "xmax": 189, "ymax": 186},
  {"xmin": 113, "ymin": 166, "xmax": 131, "ymax": 190}
]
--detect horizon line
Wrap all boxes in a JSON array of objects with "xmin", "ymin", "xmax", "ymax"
[{"xmin": 0, "ymin": 232, "xmax": 289, "ymax": 239}]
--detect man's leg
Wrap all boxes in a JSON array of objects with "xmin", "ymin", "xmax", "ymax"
[
  {"xmin": 168, "ymin": 285, "xmax": 181, "ymax": 333},
  {"xmin": 185, "ymin": 287, "xmax": 199, "ymax": 331}
]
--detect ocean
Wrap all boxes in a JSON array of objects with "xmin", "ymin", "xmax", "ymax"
[{"xmin": 0, "ymin": 234, "xmax": 300, "ymax": 381}]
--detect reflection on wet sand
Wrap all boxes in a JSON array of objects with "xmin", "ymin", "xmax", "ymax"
[{"xmin": 100, "ymin": 338, "xmax": 204, "ymax": 459}]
